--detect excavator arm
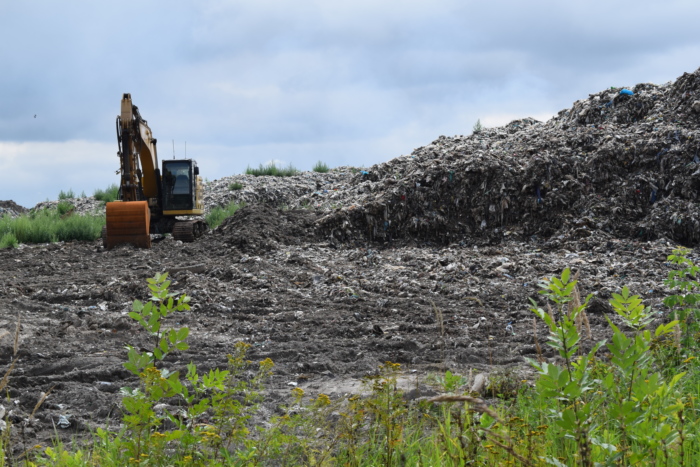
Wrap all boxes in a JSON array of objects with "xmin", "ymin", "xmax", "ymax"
[
  {"xmin": 106, "ymin": 93, "xmax": 161, "ymax": 249},
  {"xmin": 117, "ymin": 93, "xmax": 160, "ymax": 201}
]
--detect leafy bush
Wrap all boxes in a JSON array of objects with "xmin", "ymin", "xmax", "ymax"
[
  {"xmin": 228, "ymin": 182, "xmax": 244, "ymax": 190},
  {"xmin": 56, "ymin": 201, "xmax": 74, "ymax": 216},
  {"xmin": 205, "ymin": 201, "xmax": 242, "ymax": 229},
  {"xmin": 312, "ymin": 161, "xmax": 330, "ymax": 173},
  {"xmin": 245, "ymin": 163, "xmax": 298, "ymax": 177},
  {"xmin": 473, "ymin": 118, "xmax": 483, "ymax": 134},
  {"xmin": 93, "ymin": 183, "xmax": 120, "ymax": 202},
  {"xmin": 57, "ymin": 188, "xmax": 75, "ymax": 200}
]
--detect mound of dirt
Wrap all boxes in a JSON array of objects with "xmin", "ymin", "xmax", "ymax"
[
  {"xmin": 215, "ymin": 204, "xmax": 323, "ymax": 252},
  {"xmin": 316, "ymin": 67, "xmax": 700, "ymax": 247}
]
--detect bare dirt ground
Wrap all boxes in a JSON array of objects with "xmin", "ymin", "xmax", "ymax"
[{"xmin": 0, "ymin": 204, "xmax": 678, "ymax": 453}]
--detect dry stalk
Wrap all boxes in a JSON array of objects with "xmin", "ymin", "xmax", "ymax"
[
  {"xmin": 31, "ymin": 386, "xmax": 55, "ymax": 419},
  {"xmin": 464, "ymin": 296, "xmax": 484, "ymax": 306},
  {"xmin": 582, "ymin": 310, "xmax": 592, "ymax": 340},
  {"xmin": 0, "ymin": 359, "xmax": 17, "ymax": 393},
  {"xmin": 428, "ymin": 395, "xmax": 535, "ymax": 467},
  {"xmin": 427, "ymin": 394, "xmax": 499, "ymax": 419},
  {"xmin": 431, "ymin": 301, "xmax": 446, "ymax": 370},
  {"xmin": 14, "ymin": 313, "xmax": 20, "ymax": 356},
  {"xmin": 674, "ymin": 324, "xmax": 682, "ymax": 349},
  {"xmin": 533, "ymin": 317, "xmax": 544, "ymax": 363}
]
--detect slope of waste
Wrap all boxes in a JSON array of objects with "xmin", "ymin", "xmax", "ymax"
[
  {"xmin": 0, "ymin": 201, "xmax": 27, "ymax": 218},
  {"xmin": 314, "ymin": 68, "xmax": 700, "ymax": 247}
]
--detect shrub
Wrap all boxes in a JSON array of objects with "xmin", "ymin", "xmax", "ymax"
[
  {"xmin": 229, "ymin": 182, "xmax": 244, "ymax": 190},
  {"xmin": 473, "ymin": 119, "xmax": 483, "ymax": 134},
  {"xmin": 246, "ymin": 163, "xmax": 298, "ymax": 177},
  {"xmin": 56, "ymin": 201, "xmax": 74, "ymax": 216},
  {"xmin": 312, "ymin": 161, "xmax": 330, "ymax": 173},
  {"xmin": 0, "ymin": 232, "xmax": 17, "ymax": 249},
  {"xmin": 94, "ymin": 183, "xmax": 120, "ymax": 202},
  {"xmin": 58, "ymin": 188, "xmax": 75, "ymax": 200}
]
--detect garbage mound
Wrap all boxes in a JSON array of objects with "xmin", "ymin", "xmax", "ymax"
[
  {"xmin": 215, "ymin": 204, "xmax": 322, "ymax": 253},
  {"xmin": 0, "ymin": 200, "xmax": 27, "ymax": 218},
  {"xmin": 317, "ymin": 67, "xmax": 700, "ymax": 246}
]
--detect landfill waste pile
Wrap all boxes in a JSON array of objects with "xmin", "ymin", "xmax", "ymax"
[
  {"xmin": 0, "ymin": 68, "xmax": 699, "ymax": 453},
  {"xmin": 0, "ymin": 200, "xmax": 27, "ymax": 218},
  {"xmin": 313, "ymin": 68, "xmax": 700, "ymax": 247}
]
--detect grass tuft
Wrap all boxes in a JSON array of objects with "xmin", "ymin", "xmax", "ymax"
[
  {"xmin": 206, "ymin": 201, "xmax": 243, "ymax": 229},
  {"xmin": 246, "ymin": 163, "xmax": 298, "ymax": 177},
  {"xmin": 229, "ymin": 182, "xmax": 244, "ymax": 190},
  {"xmin": 312, "ymin": 161, "xmax": 330, "ymax": 173},
  {"xmin": 0, "ymin": 232, "xmax": 18, "ymax": 249},
  {"xmin": 0, "ymin": 208, "xmax": 104, "ymax": 244}
]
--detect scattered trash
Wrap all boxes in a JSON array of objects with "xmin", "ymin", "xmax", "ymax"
[
  {"xmin": 471, "ymin": 373, "xmax": 488, "ymax": 395},
  {"xmin": 56, "ymin": 415, "xmax": 71, "ymax": 429},
  {"xmin": 505, "ymin": 322, "xmax": 514, "ymax": 335}
]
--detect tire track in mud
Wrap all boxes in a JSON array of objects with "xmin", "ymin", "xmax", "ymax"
[{"xmin": 0, "ymin": 208, "xmax": 675, "ymax": 452}]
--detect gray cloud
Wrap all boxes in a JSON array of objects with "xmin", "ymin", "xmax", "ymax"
[{"xmin": 1, "ymin": 0, "xmax": 699, "ymax": 207}]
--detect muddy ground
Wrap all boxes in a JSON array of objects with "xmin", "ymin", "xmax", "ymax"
[
  {"xmin": 3, "ymin": 67, "xmax": 700, "ymax": 454},
  {"xmin": 0, "ymin": 203, "xmax": 682, "ymax": 453}
]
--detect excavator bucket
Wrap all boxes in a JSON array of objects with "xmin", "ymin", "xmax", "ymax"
[{"xmin": 105, "ymin": 201, "xmax": 151, "ymax": 249}]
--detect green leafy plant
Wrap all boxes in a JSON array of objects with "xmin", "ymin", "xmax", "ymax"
[
  {"xmin": 664, "ymin": 247, "xmax": 700, "ymax": 350},
  {"xmin": 473, "ymin": 119, "xmax": 483, "ymax": 134},
  {"xmin": 228, "ymin": 181, "xmax": 244, "ymax": 190}
]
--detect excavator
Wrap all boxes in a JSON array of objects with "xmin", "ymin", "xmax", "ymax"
[{"xmin": 104, "ymin": 93, "xmax": 207, "ymax": 249}]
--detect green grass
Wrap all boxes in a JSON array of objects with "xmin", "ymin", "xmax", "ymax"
[
  {"xmin": 245, "ymin": 162, "xmax": 298, "ymax": 177},
  {"xmin": 0, "ymin": 208, "xmax": 104, "ymax": 246},
  {"xmin": 0, "ymin": 231, "xmax": 17, "ymax": 249},
  {"xmin": 93, "ymin": 183, "xmax": 120, "ymax": 202},
  {"xmin": 228, "ymin": 182, "xmax": 244, "ymax": 190},
  {"xmin": 205, "ymin": 201, "xmax": 243, "ymax": 229},
  {"xmin": 312, "ymin": 161, "xmax": 330, "ymax": 173}
]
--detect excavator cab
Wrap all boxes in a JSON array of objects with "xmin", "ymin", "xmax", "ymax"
[{"xmin": 162, "ymin": 160, "xmax": 199, "ymax": 213}]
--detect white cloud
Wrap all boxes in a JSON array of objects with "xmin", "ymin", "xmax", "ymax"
[
  {"xmin": 2, "ymin": 1, "xmax": 700, "ymax": 207},
  {"xmin": 0, "ymin": 141, "xmax": 117, "ymax": 208}
]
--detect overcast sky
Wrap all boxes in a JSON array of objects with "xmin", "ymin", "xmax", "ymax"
[{"xmin": 1, "ymin": 0, "xmax": 699, "ymax": 208}]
